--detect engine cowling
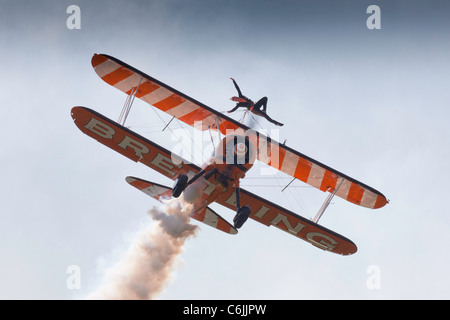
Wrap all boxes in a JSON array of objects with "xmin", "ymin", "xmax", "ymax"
[{"xmin": 213, "ymin": 134, "xmax": 256, "ymax": 171}]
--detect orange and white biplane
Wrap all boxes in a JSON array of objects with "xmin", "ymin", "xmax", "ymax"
[{"xmin": 71, "ymin": 54, "xmax": 388, "ymax": 256}]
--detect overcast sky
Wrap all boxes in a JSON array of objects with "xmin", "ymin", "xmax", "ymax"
[{"xmin": 1, "ymin": 0, "xmax": 449, "ymax": 299}]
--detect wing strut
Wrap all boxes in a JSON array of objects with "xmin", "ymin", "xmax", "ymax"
[
  {"xmin": 118, "ymin": 77, "xmax": 142, "ymax": 126},
  {"xmin": 215, "ymin": 115, "xmax": 222, "ymax": 140},
  {"xmin": 281, "ymin": 177, "xmax": 296, "ymax": 192},
  {"xmin": 162, "ymin": 116, "xmax": 175, "ymax": 131},
  {"xmin": 313, "ymin": 178, "xmax": 344, "ymax": 223}
]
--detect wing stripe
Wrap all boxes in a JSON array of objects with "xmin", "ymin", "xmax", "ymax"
[
  {"xmin": 347, "ymin": 182, "xmax": 365, "ymax": 205},
  {"xmin": 135, "ymin": 80, "xmax": 161, "ymax": 97},
  {"xmin": 320, "ymin": 170, "xmax": 339, "ymax": 192},
  {"xmin": 95, "ymin": 62, "xmax": 120, "ymax": 79},
  {"xmin": 268, "ymin": 144, "xmax": 285, "ymax": 170},
  {"xmin": 178, "ymin": 107, "xmax": 214, "ymax": 125},
  {"xmin": 153, "ymin": 93, "xmax": 186, "ymax": 111},
  {"xmin": 198, "ymin": 114, "xmax": 222, "ymax": 131},
  {"xmin": 335, "ymin": 178, "xmax": 352, "ymax": 201},
  {"xmin": 166, "ymin": 101, "xmax": 201, "ymax": 118},
  {"xmin": 360, "ymin": 189, "xmax": 378, "ymax": 208},
  {"xmin": 306, "ymin": 163, "xmax": 326, "ymax": 189},
  {"xmin": 101, "ymin": 66, "xmax": 134, "ymax": 86},
  {"xmin": 141, "ymin": 87, "xmax": 174, "ymax": 105},
  {"xmin": 114, "ymin": 73, "xmax": 143, "ymax": 94},
  {"xmin": 93, "ymin": 60, "xmax": 120, "ymax": 78},
  {"xmin": 280, "ymin": 150, "xmax": 299, "ymax": 177},
  {"xmin": 294, "ymin": 156, "xmax": 313, "ymax": 182}
]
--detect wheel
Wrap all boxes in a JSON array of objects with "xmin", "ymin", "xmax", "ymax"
[
  {"xmin": 233, "ymin": 205, "xmax": 251, "ymax": 229},
  {"xmin": 172, "ymin": 174, "xmax": 188, "ymax": 198}
]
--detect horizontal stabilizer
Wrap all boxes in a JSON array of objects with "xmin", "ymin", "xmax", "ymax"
[
  {"xmin": 126, "ymin": 176, "xmax": 172, "ymax": 201},
  {"xmin": 126, "ymin": 176, "xmax": 237, "ymax": 235},
  {"xmin": 191, "ymin": 206, "xmax": 238, "ymax": 235}
]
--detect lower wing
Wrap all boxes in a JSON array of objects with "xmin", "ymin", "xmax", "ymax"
[
  {"xmin": 215, "ymin": 188, "xmax": 357, "ymax": 255},
  {"xmin": 71, "ymin": 106, "xmax": 200, "ymax": 179}
]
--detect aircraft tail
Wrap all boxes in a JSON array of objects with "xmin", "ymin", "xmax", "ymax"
[{"xmin": 126, "ymin": 177, "xmax": 237, "ymax": 235}]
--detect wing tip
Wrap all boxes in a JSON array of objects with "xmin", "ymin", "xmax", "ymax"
[
  {"xmin": 373, "ymin": 194, "xmax": 389, "ymax": 209},
  {"xmin": 91, "ymin": 53, "xmax": 108, "ymax": 68}
]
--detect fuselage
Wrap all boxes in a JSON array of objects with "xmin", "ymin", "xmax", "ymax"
[{"xmin": 182, "ymin": 133, "xmax": 256, "ymax": 213}]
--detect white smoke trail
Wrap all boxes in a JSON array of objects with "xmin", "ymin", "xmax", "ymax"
[{"xmin": 87, "ymin": 197, "xmax": 197, "ymax": 300}]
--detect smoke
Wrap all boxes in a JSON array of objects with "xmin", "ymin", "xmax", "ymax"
[{"xmin": 87, "ymin": 197, "xmax": 197, "ymax": 300}]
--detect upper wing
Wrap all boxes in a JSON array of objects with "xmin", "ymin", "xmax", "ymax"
[
  {"xmin": 254, "ymin": 135, "xmax": 388, "ymax": 209},
  {"xmin": 91, "ymin": 53, "xmax": 242, "ymax": 133},
  {"xmin": 71, "ymin": 106, "xmax": 200, "ymax": 180},
  {"xmin": 91, "ymin": 53, "xmax": 388, "ymax": 210},
  {"xmin": 215, "ymin": 187, "xmax": 357, "ymax": 255}
]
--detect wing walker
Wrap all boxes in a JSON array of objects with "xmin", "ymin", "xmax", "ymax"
[{"xmin": 71, "ymin": 54, "xmax": 388, "ymax": 256}]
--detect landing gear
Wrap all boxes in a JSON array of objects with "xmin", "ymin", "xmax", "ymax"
[
  {"xmin": 232, "ymin": 186, "xmax": 251, "ymax": 229},
  {"xmin": 172, "ymin": 174, "xmax": 188, "ymax": 198},
  {"xmin": 233, "ymin": 205, "xmax": 251, "ymax": 229},
  {"xmin": 171, "ymin": 168, "xmax": 223, "ymax": 198}
]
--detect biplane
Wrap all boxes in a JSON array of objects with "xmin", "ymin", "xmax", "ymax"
[{"xmin": 71, "ymin": 54, "xmax": 388, "ymax": 256}]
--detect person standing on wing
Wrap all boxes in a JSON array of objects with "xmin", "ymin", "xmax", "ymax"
[{"xmin": 227, "ymin": 78, "xmax": 284, "ymax": 126}]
